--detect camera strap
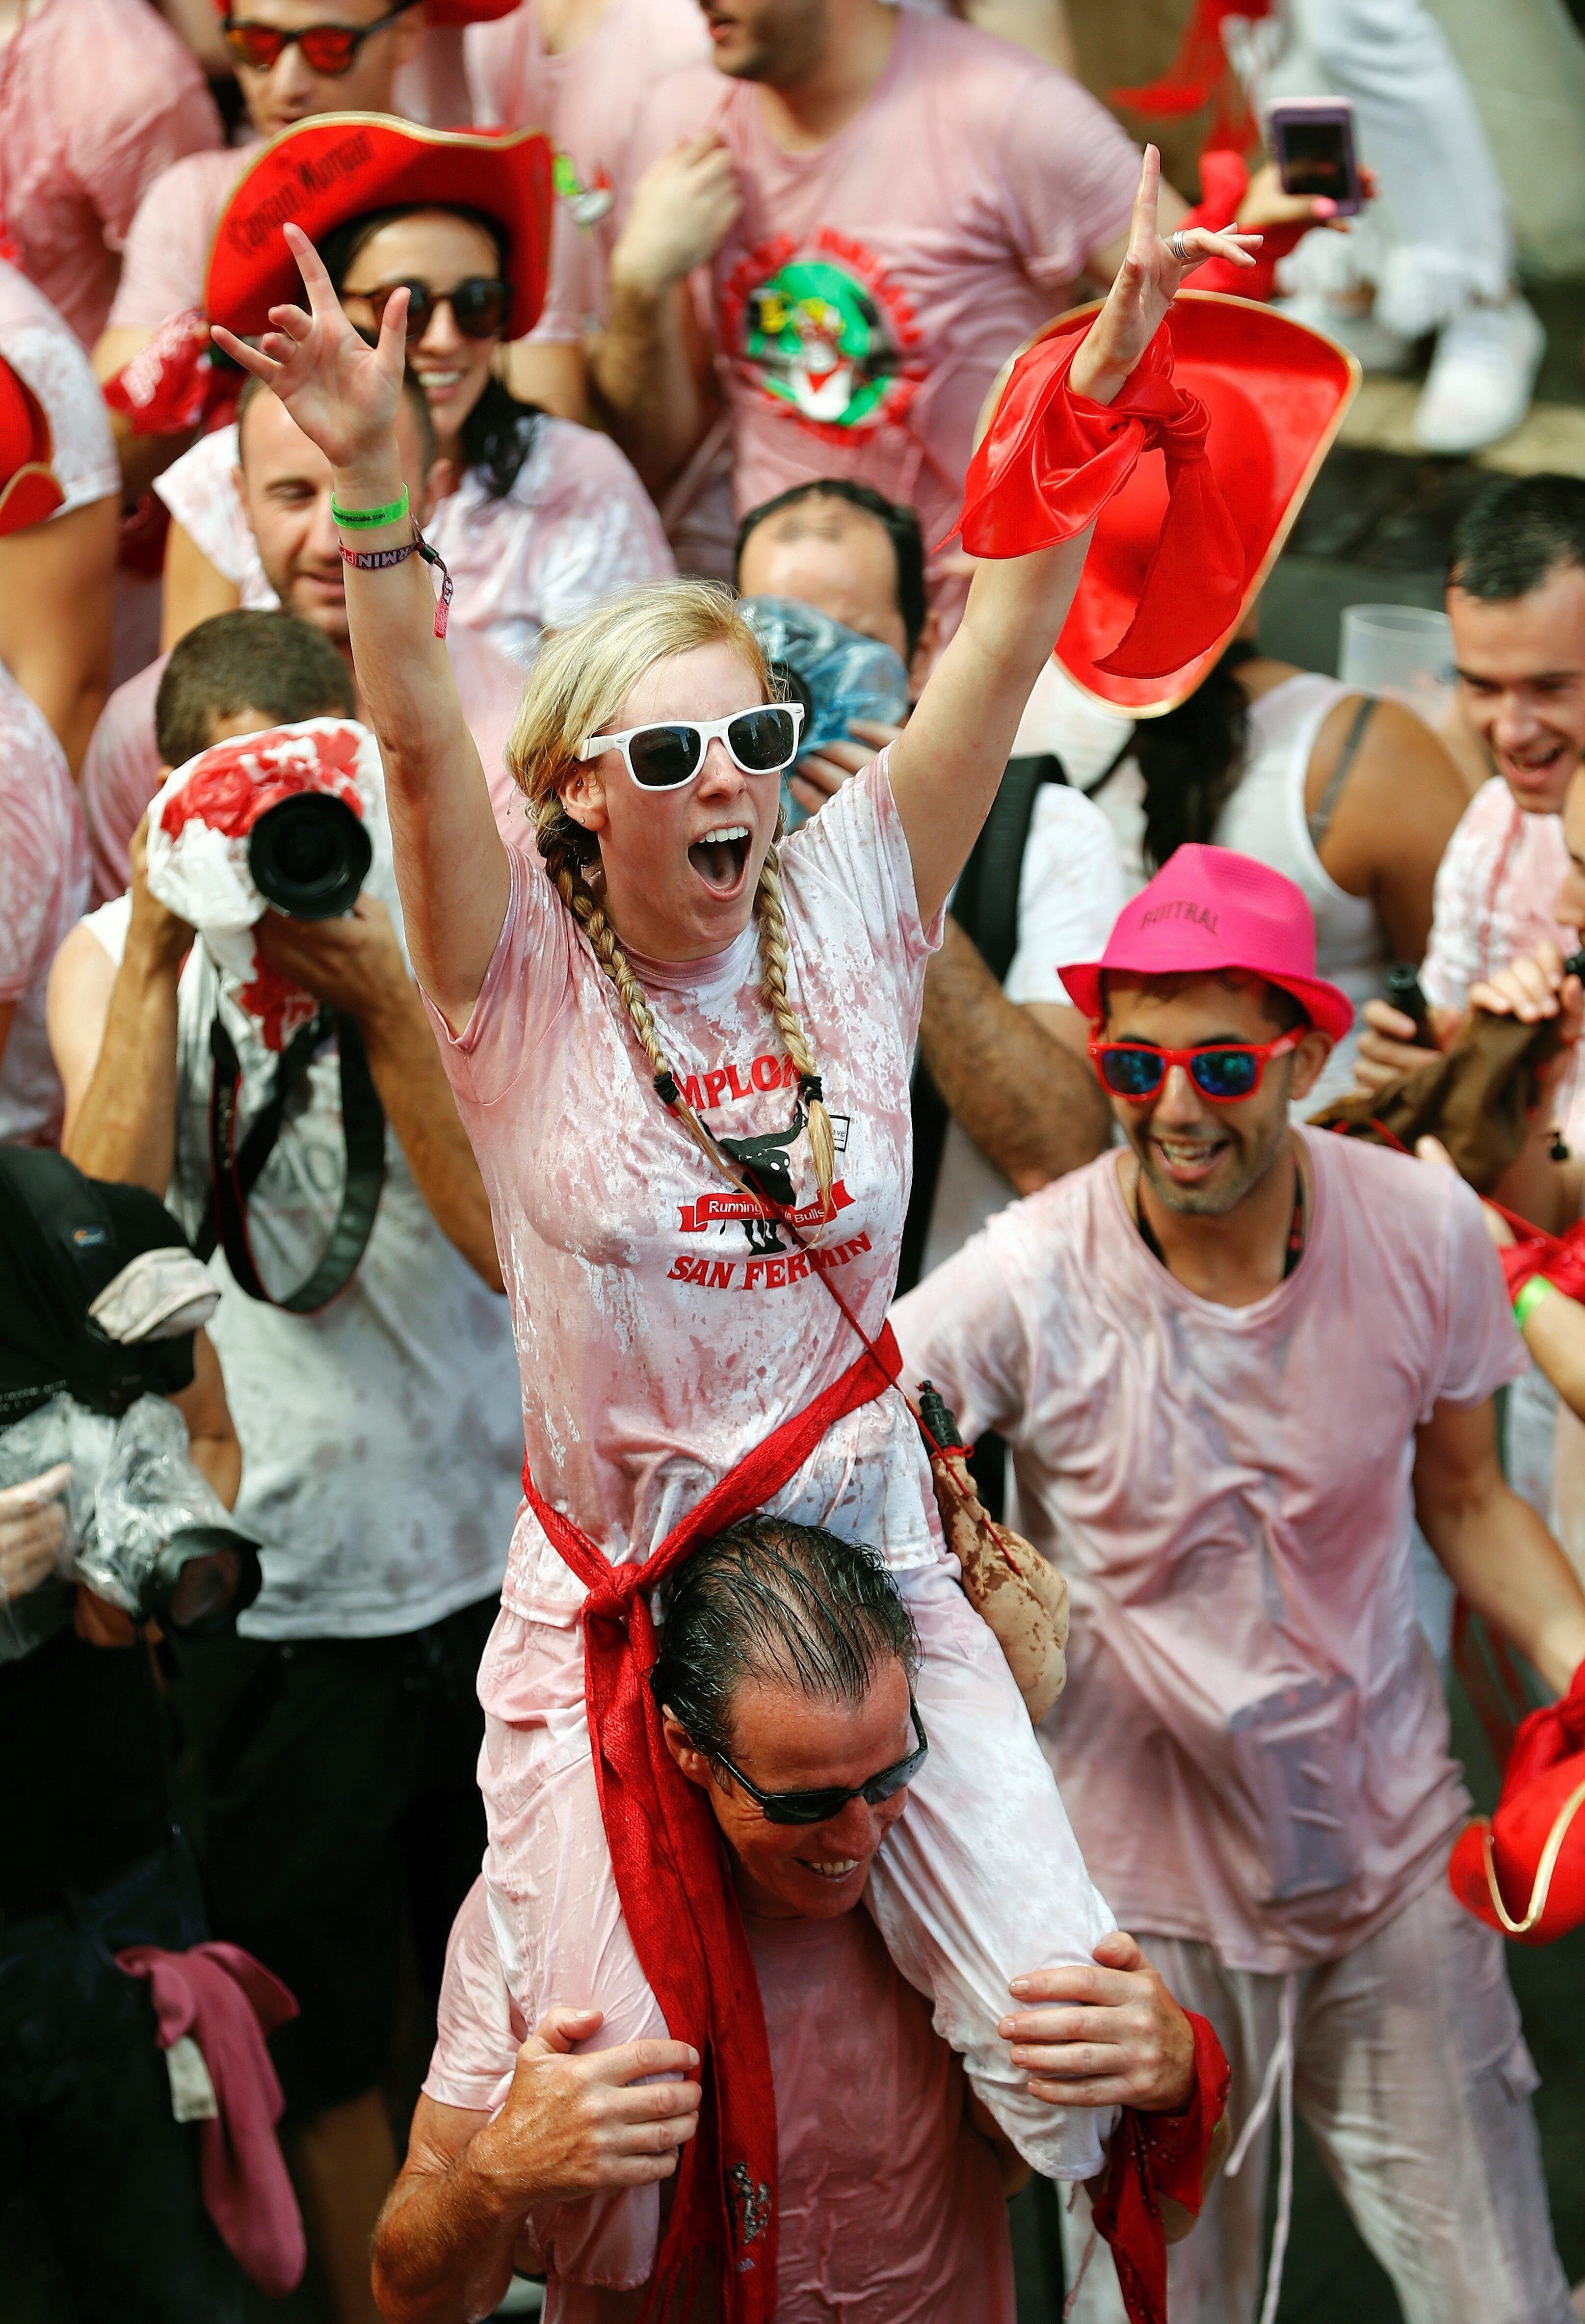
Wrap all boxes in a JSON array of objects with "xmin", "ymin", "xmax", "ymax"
[{"xmin": 205, "ymin": 1011, "xmax": 386, "ymax": 1313}]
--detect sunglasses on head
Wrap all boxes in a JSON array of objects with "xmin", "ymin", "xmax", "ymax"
[
  {"xmin": 222, "ymin": 0, "xmax": 416, "ymax": 74},
  {"xmin": 1088, "ymin": 1030, "xmax": 1301, "ymax": 1103},
  {"xmin": 712, "ymin": 1701, "xmax": 928, "ymax": 1826},
  {"xmin": 345, "ymin": 277, "xmax": 511, "ymax": 344},
  {"xmin": 578, "ymin": 704, "xmax": 804, "ymax": 792}
]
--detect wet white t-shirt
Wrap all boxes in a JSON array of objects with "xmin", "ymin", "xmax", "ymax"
[
  {"xmin": 894, "ymin": 1128, "xmax": 1525, "ymax": 1972},
  {"xmin": 79, "ymin": 893, "xmax": 524, "ymax": 1639},
  {"xmin": 432, "ymin": 755, "xmax": 946, "ymax": 1623}
]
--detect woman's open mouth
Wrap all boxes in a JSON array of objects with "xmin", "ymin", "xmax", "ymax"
[{"xmin": 687, "ymin": 824, "xmax": 751, "ymax": 895}]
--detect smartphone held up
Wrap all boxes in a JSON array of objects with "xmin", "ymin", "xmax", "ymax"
[{"xmin": 1265, "ymin": 99, "xmax": 1364, "ymax": 217}]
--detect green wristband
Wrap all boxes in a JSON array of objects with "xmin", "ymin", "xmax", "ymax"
[
  {"xmin": 1515, "ymin": 1275, "xmax": 1557, "ymax": 1329},
  {"xmin": 330, "ymin": 486, "xmax": 409, "ymax": 530}
]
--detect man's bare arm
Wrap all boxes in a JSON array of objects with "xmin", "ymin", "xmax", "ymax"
[
  {"xmin": 372, "ymin": 2016, "xmax": 700, "ymax": 2324},
  {"xmin": 1415, "ymin": 1395, "xmax": 1585, "ymax": 1695},
  {"xmin": 0, "ymin": 497, "xmax": 117, "ymax": 775},
  {"xmin": 919, "ymin": 921, "xmax": 1110, "ymax": 1193},
  {"xmin": 588, "ymin": 138, "xmax": 739, "ymax": 491},
  {"xmin": 53, "ymin": 826, "xmax": 191, "ymax": 1194}
]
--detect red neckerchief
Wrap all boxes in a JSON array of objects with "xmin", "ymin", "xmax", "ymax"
[
  {"xmin": 1090, "ymin": 2013, "xmax": 1233, "ymax": 2324},
  {"xmin": 520, "ymin": 1320, "xmax": 901, "ymax": 2324}
]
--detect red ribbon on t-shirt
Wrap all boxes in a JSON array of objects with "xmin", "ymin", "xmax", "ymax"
[
  {"xmin": 1088, "ymin": 2011, "xmax": 1232, "ymax": 2324},
  {"xmin": 520, "ymin": 1320, "xmax": 902, "ymax": 2324},
  {"xmin": 954, "ymin": 322, "xmax": 1247, "ymax": 679}
]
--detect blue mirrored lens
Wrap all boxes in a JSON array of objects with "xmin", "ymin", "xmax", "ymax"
[
  {"xmin": 1190, "ymin": 1049, "xmax": 1261, "ymax": 1099},
  {"xmin": 1100, "ymin": 1049, "xmax": 1167, "ymax": 1097}
]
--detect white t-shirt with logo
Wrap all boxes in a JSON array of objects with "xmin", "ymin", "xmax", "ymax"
[
  {"xmin": 432, "ymin": 754, "xmax": 946, "ymax": 1625},
  {"xmin": 921, "ymin": 783, "xmax": 1125, "ymax": 1279},
  {"xmin": 78, "ymin": 896, "xmax": 524, "ymax": 1640}
]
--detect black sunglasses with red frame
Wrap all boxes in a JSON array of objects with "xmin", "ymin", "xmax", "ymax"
[
  {"xmin": 1088, "ymin": 1031, "xmax": 1301, "ymax": 1103},
  {"xmin": 222, "ymin": 0, "xmax": 416, "ymax": 75}
]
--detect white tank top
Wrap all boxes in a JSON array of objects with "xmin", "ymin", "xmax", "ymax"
[{"xmin": 1086, "ymin": 673, "xmax": 1388, "ymax": 1111}]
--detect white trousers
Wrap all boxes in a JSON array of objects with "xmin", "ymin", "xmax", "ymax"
[
  {"xmin": 476, "ymin": 1554, "xmax": 1117, "ymax": 2287},
  {"xmin": 1254, "ymin": 0, "xmax": 1513, "ymax": 332},
  {"xmin": 1059, "ymin": 1875, "xmax": 1573, "ymax": 2324}
]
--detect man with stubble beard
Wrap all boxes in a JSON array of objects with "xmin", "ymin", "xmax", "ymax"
[
  {"xmin": 892, "ymin": 843, "xmax": 1585, "ymax": 2324},
  {"xmin": 78, "ymin": 373, "xmax": 526, "ymax": 901}
]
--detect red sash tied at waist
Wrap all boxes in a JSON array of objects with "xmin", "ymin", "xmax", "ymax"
[
  {"xmin": 520, "ymin": 1319, "xmax": 902, "ymax": 2323},
  {"xmin": 955, "ymin": 321, "xmax": 1246, "ymax": 680}
]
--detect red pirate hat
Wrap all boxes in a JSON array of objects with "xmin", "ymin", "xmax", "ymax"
[
  {"xmin": 206, "ymin": 114, "xmax": 554, "ymax": 343},
  {"xmin": 994, "ymin": 293, "xmax": 1358, "ymax": 718},
  {"xmin": 0, "ymin": 357, "xmax": 64, "ymax": 536}
]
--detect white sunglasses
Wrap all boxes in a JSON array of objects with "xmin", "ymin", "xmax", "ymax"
[{"xmin": 577, "ymin": 703, "xmax": 804, "ymax": 791}]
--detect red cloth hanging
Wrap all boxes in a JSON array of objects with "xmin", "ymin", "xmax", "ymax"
[
  {"xmin": 1176, "ymin": 151, "xmax": 1310, "ymax": 302},
  {"xmin": 520, "ymin": 1322, "xmax": 903, "ymax": 2324},
  {"xmin": 956, "ymin": 323, "xmax": 1247, "ymax": 680},
  {"xmin": 1089, "ymin": 2012, "xmax": 1233, "ymax": 2324},
  {"xmin": 1112, "ymin": 0, "xmax": 1274, "ymax": 148}
]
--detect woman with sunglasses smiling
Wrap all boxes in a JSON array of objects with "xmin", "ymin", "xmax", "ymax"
[
  {"xmin": 215, "ymin": 149, "xmax": 1250, "ymax": 2312},
  {"xmin": 155, "ymin": 119, "xmax": 671, "ymax": 669}
]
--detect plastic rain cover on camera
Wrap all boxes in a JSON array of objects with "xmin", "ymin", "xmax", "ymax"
[
  {"xmin": 738, "ymin": 596, "xmax": 910, "ymax": 830},
  {"xmin": 145, "ymin": 719, "xmax": 405, "ymax": 1052},
  {"xmin": 88, "ymin": 1245, "xmax": 221, "ymax": 1343},
  {"xmin": 0, "ymin": 1393, "xmax": 244, "ymax": 1658}
]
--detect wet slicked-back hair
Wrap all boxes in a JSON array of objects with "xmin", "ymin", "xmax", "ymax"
[{"xmin": 650, "ymin": 1515, "xmax": 919, "ymax": 1763}]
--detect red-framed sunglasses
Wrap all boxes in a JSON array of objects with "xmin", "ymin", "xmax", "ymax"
[
  {"xmin": 222, "ymin": 1, "xmax": 415, "ymax": 74},
  {"xmin": 1088, "ymin": 1031, "xmax": 1300, "ymax": 1103}
]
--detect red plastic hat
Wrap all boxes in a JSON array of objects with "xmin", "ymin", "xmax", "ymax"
[
  {"xmin": 1450, "ymin": 1656, "xmax": 1585, "ymax": 1945},
  {"xmin": 206, "ymin": 114, "xmax": 553, "ymax": 342},
  {"xmin": 0, "ymin": 356, "xmax": 64, "ymax": 536},
  {"xmin": 988, "ymin": 292, "xmax": 1357, "ymax": 716},
  {"xmin": 1058, "ymin": 842, "xmax": 1355, "ymax": 1040}
]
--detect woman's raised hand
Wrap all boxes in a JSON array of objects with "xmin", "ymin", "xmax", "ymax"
[
  {"xmin": 1072, "ymin": 145, "xmax": 1263, "ymax": 404},
  {"xmin": 210, "ymin": 221, "xmax": 404, "ymax": 478}
]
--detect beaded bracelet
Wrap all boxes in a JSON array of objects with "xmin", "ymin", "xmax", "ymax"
[
  {"xmin": 340, "ymin": 524, "xmax": 454, "ymax": 639},
  {"xmin": 1514, "ymin": 1275, "xmax": 1557, "ymax": 1329},
  {"xmin": 330, "ymin": 487, "xmax": 410, "ymax": 530}
]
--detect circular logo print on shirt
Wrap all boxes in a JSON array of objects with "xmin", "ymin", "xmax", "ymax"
[{"xmin": 721, "ymin": 229, "xmax": 925, "ymax": 439}]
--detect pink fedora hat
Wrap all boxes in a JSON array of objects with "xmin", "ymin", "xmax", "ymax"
[{"xmin": 1059, "ymin": 844, "xmax": 1354, "ymax": 1042}]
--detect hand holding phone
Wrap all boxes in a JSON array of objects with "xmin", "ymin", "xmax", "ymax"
[{"xmin": 1264, "ymin": 100, "xmax": 1364, "ymax": 218}]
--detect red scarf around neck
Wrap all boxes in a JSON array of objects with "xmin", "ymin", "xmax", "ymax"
[{"xmin": 521, "ymin": 1321, "xmax": 902, "ymax": 2322}]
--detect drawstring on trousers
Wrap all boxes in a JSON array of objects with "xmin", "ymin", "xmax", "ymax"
[{"xmin": 1224, "ymin": 1972, "xmax": 1297, "ymax": 2324}]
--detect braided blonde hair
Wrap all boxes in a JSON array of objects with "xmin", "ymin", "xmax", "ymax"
[{"xmin": 506, "ymin": 579, "xmax": 837, "ymax": 1220}]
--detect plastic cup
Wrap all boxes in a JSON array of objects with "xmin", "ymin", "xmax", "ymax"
[{"xmin": 1338, "ymin": 603, "xmax": 1456, "ymax": 729}]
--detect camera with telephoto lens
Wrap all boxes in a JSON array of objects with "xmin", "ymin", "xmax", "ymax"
[
  {"xmin": 739, "ymin": 597, "xmax": 911, "ymax": 829},
  {"xmin": 247, "ymin": 790, "xmax": 370, "ymax": 920},
  {"xmin": 0, "ymin": 1395, "xmax": 262, "ymax": 1664}
]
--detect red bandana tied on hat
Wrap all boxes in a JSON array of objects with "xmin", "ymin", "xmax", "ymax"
[
  {"xmin": 521, "ymin": 1323, "xmax": 905, "ymax": 2323},
  {"xmin": 955, "ymin": 322, "xmax": 1247, "ymax": 680}
]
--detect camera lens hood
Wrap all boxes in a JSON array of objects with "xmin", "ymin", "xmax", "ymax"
[
  {"xmin": 248, "ymin": 793, "xmax": 371, "ymax": 921},
  {"xmin": 142, "ymin": 1524, "xmax": 264, "ymax": 1638}
]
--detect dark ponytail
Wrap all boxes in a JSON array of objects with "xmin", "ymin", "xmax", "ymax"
[{"xmin": 1133, "ymin": 641, "xmax": 1259, "ymax": 873}]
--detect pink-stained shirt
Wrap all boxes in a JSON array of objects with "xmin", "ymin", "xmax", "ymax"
[
  {"xmin": 891, "ymin": 1130, "xmax": 1526, "ymax": 1973},
  {"xmin": 0, "ymin": 259, "xmax": 117, "ymax": 517},
  {"xmin": 78, "ymin": 627, "xmax": 528, "ymax": 907},
  {"xmin": 426, "ymin": 1876, "xmax": 1016, "ymax": 2324},
  {"xmin": 107, "ymin": 135, "xmax": 587, "ymax": 347},
  {"xmin": 155, "ymin": 416, "xmax": 673, "ymax": 668},
  {"xmin": 465, "ymin": 0, "xmax": 710, "ymax": 329},
  {"xmin": 430, "ymin": 756, "xmax": 946, "ymax": 1625},
  {"xmin": 624, "ymin": 12, "xmax": 1138, "ymax": 598},
  {"xmin": 0, "ymin": 0, "xmax": 222, "ymax": 348},
  {"xmin": 0, "ymin": 659, "xmax": 89, "ymax": 1146}
]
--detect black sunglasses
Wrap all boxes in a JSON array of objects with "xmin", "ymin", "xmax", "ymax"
[
  {"xmin": 711, "ymin": 1701, "xmax": 928, "ymax": 1826},
  {"xmin": 345, "ymin": 277, "xmax": 512, "ymax": 345},
  {"xmin": 222, "ymin": 1, "xmax": 416, "ymax": 74}
]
